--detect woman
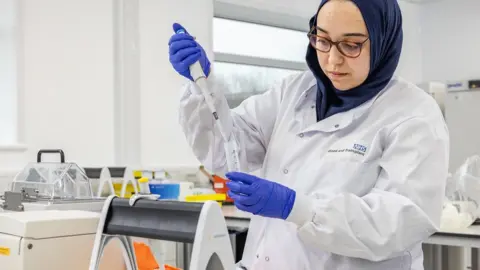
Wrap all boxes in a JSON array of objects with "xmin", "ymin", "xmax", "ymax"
[{"xmin": 168, "ymin": 0, "xmax": 449, "ymax": 269}]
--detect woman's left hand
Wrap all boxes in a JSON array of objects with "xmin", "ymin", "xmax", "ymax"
[{"xmin": 226, "ymin": 172, "xmax": 296, "ymax": 220}]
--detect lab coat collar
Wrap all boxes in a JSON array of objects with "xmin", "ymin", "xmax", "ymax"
[
  {"xmin": 297, "ymin": 81, "xmax": 388, "ymax": 134},
  {"xmin": 293, "ymin": 79, "xmax": 317, "ymax": 112}
]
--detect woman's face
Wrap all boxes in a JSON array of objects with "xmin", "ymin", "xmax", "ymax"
[{"xmin": 315, "ymin": 0, "xmax": 371, "ymax": 91}]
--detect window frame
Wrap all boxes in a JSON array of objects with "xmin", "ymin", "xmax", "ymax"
[
  {"xmin": 213, "ymin": 3, "xmax": 310, "ymax": 105},
  {"xmin": 214, "ymin": 52, "xmax": 307, "ymax": 71},
  {"xmin": 212, "ymin": 7, "xmax": 309, "ymax": 71}
]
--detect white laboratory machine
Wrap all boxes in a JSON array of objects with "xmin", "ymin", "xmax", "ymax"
[
  {"xmin": 0, "ymin": 149, "xmax": 105, "ymax": 213},
  {"xmin": 89, "ymin": 195, "xmax": 236, "ymax": 270},
  {"xmin": 0, "ymin": 210, "xmax": 125, "ymax": 270},
  {"xmin": 418, "ymin": 80, "xmax": 480, "ymax": 172},
  {"xmin": 443, "ymin": 80, "xmax": 480, "ymax": 172},
  {"xmin": 419, "ymin": 80, "xmax": 480, "ymax": 270}
]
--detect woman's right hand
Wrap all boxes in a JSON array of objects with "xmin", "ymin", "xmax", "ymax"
[{"xmin": 168, "ymin": 23, "xmax": 211, "ymax": 81}]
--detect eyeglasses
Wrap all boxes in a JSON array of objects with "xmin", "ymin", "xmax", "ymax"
[{"xmin": 307, "ymin": 27, "xmax": 369, "ymax": 58}]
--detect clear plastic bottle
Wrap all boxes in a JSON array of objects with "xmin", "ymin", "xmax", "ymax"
[{"xmin": 138, "ymin": 177, "xmax": 151, "ymax": 194}]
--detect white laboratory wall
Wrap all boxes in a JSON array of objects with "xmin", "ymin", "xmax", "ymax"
[
  {"xmin": 138, "ymin": 0, "xmax": 213, "ymax": 168},
  {"xmin": 0, "ymin": 0, "xmax": 18, "ymax": 146},
  {"xmin": 0, "ymin": 0, "xmax": 116, "ymax": 173},
  {"xmin": 0, "ymin": 170, "xmax": 16, "ymax": 192},
  {"xmin": 420, "ymin": 0, "xmax": 479, "ymax": 82},
  {"xmin": 396, "ymin": 1, "xmax": 423, "ymax": 84},
  {"xmin": 0, "ymin": 0, "xmax": 212, "ymax": 183}
]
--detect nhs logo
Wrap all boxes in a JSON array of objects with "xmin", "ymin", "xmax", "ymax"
[{"xmin": 353, "ymin": 144, "xmax": 367, "ymax": 153}]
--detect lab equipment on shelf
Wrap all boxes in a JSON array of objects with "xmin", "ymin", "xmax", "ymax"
[
  {"xmin": 112, "ymin": 167, "xmax": 139, "ymax": 198},
  {"xmin": 84, "ymin": 167, "xmax": 116, "ymax": 198},
  {"xmin": 0, "ymin": 149, "xmax": 104, "ymax": 212},
  {"xmin": 443, "ymin": 79, "xmax": 480, "ymax": 171},
  {"xmin": 85, "ymin": 166, "xmax": 141, "ymax": 199},
  {"xmin": 138, "ymin": 177, "xmax": 151, "ymax": 194},
  {"xmin": 149, "ymin": 181, "xmax": 180, "ymax": 200}
]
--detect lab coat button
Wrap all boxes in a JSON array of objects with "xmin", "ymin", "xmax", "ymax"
[
  {"xmin": 265, "ymin": 256, "xmax": 270, "ymax": 262},
  {"xmin": 256, "ymin": 254, "xmax": 259, "ymax": 258},
  {"xmin": 299, "ymin": 133, "xmax": 304, "ymax": 138},
  {"xmin": 311, "ymin": 105, "xmax": 315, "ymax": 109},
  {"xmin": 283, "ymin": 169, "xmax": 289, "ymax": 174},
  {"xmin": 334, "ymin": 124, "xmax": 339, "ymax": 128}
]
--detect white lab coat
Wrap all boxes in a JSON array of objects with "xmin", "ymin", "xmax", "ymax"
[{"xmin": 178, "ymin": 70, "xmax": 449, "ymax": 270}]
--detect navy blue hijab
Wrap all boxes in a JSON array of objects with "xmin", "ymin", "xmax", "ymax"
[{"xmin": 307, "ymin": 0, "xmax": 403, "ymax": 121}]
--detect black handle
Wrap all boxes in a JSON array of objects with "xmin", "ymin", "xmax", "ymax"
[{"xmin": 37, "ymin": 149, "xmax": 65, "ymax": 163}]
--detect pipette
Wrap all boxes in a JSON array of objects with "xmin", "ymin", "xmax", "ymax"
[{"xmin": 176, "ymin": 28, "xmax": 242, "ymax": 172}]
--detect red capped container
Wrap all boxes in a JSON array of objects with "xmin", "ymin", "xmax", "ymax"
[{"xmin": 212, "ymin": 175, "xmax": 233, "ymax": 203}]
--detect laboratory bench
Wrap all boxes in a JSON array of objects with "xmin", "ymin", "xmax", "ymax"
[
  {"xmin": 427, "ymin": 225, "xmax": 480, "ymax": 248},
  {"xmin": 425, "ymin": 226, "xmax": 480, "ymax": 270},
  {"xmin": 222, "ymin": 206, "xmax": 480, "ymax": 270},
  {"xmin": 223, "ymin": 205, "xmax": 252, "ymax": 229}
]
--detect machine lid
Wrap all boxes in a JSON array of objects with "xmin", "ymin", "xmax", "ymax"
[
  {"xmin": 10, "ymin": 161, "xmax": 94, "ymax": 202},
  {"xmin": 0, "ymin": 210, "xmax": 100, "ymax": 238}
]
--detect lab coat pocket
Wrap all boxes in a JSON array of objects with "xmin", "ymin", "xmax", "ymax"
[{"xmin": 303, "ymin": 158, "xmax": 380, "ymax": 197}]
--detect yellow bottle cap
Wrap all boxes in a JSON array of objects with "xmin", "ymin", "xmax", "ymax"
[{"xmin": 138, "ymin": 177, "xmax": 149, "ymax": 183}]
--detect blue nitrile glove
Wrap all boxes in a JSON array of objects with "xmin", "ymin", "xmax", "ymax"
[
  {"xmin": 226, "ymin": 172, "xmax": 296, "ymax": 220},
  {"xmin": 168, "ymin": 23, "xmax": 211, "ymax": 81}
]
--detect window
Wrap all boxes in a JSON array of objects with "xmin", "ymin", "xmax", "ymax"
[
  {"xmin": 214, "ymin": 62, "xmax": 302, "ymax": 94},
  {"xmin": 214, "ymin": 62, "xmax": 301, "ymax": 108},
  {"xmin": 213, "ymin": 18, "xmax": 308, "ymax": 63},
  {"xmin": 212, "ymin": 17, "xmax": 308, "ymax": 107},
  {"xmin": 0, "ymin": 0, "xmax": 17, "ymax": 145}
]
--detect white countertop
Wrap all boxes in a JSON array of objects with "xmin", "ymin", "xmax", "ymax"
[
  {"xmin": 426, "ymin": 225, "xmax": 480, "ymax": 248},
  {"xmin": 436, "ymin": 225, "xmax": 480, "ymax": 236}
]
